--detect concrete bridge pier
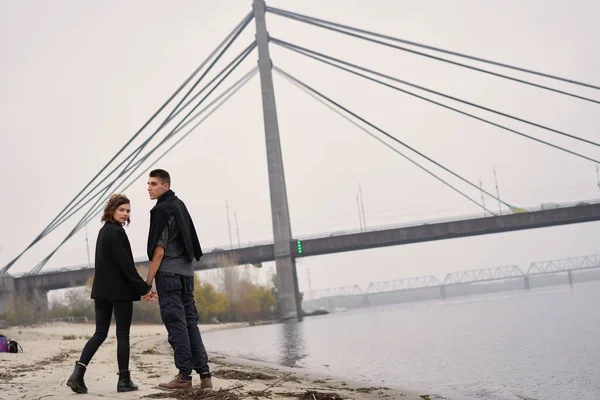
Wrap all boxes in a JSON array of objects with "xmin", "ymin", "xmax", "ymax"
[
  {"xmin": 27, "ymin": 287, "xmax": 49, "ymax": 315},
  {"xmin": 440, "ymin": 285, "xmax": 447, "ymax": 299},
  {"xmin": 362, "ymin": 294, "xmax": 370, "ymax": 307},
  {"xmin": 0, "ymin": 275, "xmax": 16, "ymax": 317},
  {"xmin": 524, "ymin": 276, "xmax": 531, "ymax": 290},
  {"xmin": 567, "ymin": 270, "xmax": 574, "ymax": 287}
]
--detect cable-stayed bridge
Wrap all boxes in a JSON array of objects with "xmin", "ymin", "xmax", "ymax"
[
  {"xmin": 2, "ymin": 199, "xmax": 600, "ymax": 317},
  {"xmin": 2, "ymin": 1, "xmax": 600, "ymax": 320}
]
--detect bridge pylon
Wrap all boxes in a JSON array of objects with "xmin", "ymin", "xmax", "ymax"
[{"xmin": 253, "ymin": 0, "xmax": 302, "ymax": 321}]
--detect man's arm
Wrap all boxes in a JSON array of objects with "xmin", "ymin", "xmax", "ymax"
[
  {"xmin": 146, "ymin": 245, "xmax": 165, "ymax": 286},
  {"xmin": 147, "ymin": 216, "xmax": 171, "ymax": 285}
]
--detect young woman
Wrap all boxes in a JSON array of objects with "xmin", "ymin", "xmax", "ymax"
[{"xmin": 66, "ymin": 194, "xmax": 157, "ymax": 394}]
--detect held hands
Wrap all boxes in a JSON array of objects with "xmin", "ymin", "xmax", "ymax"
[
  {"xmin": 142, "ymin": 289, "xmax": 158, "ymax": 302},
  {"xmin": 142, "ymin": 276, "xmax": 157, "ymax": 301}
]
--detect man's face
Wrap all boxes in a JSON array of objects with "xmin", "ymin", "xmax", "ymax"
[{"xmin": 147, "ymin": 177, "xmax": 169, "ymax": 200}]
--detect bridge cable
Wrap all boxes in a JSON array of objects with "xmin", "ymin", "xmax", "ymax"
[
  {"xmin": 114, "ymin": 15, "xmax": 255, "ymax": 186},
  {"xmin": 48, "ymin": 11, "xmax": 253, "ymax": 237},
  {"xmin": 45, "ymin": 42, "xmax": 257, "ymax": 235},
  {"xmin": 67, "ymin": 42, "xmax": 256, "ymax": 234},
  {"xmin": 272, "ymin": 38, "xmax": 600, "ymax": 149},
  {"xmin": 54, "ymin": 27, "xmax": 256, "ymax": 237},
  {"xmin": 272, "ymin": 41, "xmax": 600, "ymax": 165},
  {"xmin": 36, "ymin": 68, "xmax": 259, "ymax": 273},
  {"xmin": 0, "ymin": 11, "xmax": 254, "ymax": 275},
  {"xmin": 267, "ymin": 7, "xmax": 600, "ymax": 104},
  {"xmin": 44, "ymin": 52, "xmax": 258, "ymax": 236},
  {"xmin": 27, "ymin": 45, "xmax": 256, "ymax": 274},
  {"xmin": 69, "ymin": 42, "xmax": 256, "ymax": 231},
  {"xmin": 267, "ymin": 6, "xmax": 600, "ymax": 94},
  {"xmin": 26, "ymin": 67, "xmax": 259, "ymax": 275},
  {"xmin": 275, "ymin": 67, "xmax": 496, "ymax": 215},
  {"xmin": 30, "ymin": 40, "xmax": 256, "ymax": 275},
  {"xmin": 274, "ymin": 66, "xmax": 502, "ymax": 214}
]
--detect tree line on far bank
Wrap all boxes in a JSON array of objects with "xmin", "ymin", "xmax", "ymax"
[{"xmin": 6, "ymin": 263, "xmax": 286, "ymax": 326}]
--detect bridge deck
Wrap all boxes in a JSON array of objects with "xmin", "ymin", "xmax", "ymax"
[{"xmin": 9, "ymin": 202, "xmax": 600, "ymax": 292}]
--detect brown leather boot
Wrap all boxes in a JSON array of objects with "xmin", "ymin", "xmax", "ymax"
[
  {"xmin": 158, "ymin": 374, "xmax": 192, "ymax": 390},
  {"xmin": 200, "ymin": 375, "xmax": 213, "ymax": 391}
]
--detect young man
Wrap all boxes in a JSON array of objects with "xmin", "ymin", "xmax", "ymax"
[{"xmin": 145, "ymin": 169, "xmax": 212, "ymax": 390}]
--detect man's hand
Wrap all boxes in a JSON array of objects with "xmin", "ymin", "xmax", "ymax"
[{"xmin": 141, "ymin": 289, "xmax": 158, "ymax": 301}]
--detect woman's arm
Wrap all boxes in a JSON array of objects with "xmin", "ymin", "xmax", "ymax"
[{"xmin": 111, "ymin": 228, "xmax": 152, "ymax": 296}]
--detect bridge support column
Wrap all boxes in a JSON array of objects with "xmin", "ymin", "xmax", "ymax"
[
  {"xmin": 27, "ymin": 287, "xmax": 49, "ymax": 316},
  {"xmin": 440, "ymin": 285, "xmax": 447, "ymax": 299},
  {"xmin": 524, "ymin": 276, "xmax": 530, "ymax": 290},
  {"xmin": 253, "ymin": 0, "xmax": 302, "ymax": 321},
  {"xmin": 362, "ymin": 294, "xmax": 370, "ymax": 307},
  {"xmin": 567, "ymin": 270, "xmax": 574, "ymax": 287},
  {"xmin": 0, "ymin": 275, "xmax": 16, "ymax": 318}
]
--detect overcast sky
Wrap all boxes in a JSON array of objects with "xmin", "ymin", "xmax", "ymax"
[{"xmin": 1, "ymin": 0, "xmax": 600, "ymax": 294}]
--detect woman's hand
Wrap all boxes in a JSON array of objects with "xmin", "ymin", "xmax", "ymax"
[{"xmin": 141, "ymin": 289, "xmax": 158, "ymax": 301}]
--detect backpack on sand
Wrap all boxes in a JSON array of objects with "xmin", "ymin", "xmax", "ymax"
[
  {"xmin": 0, "ymin": 335, "xmax": 9, "ymax": 353},
  {"xmin": 8, "ymin": 339, "xmax": 23, "ymax": 353}
]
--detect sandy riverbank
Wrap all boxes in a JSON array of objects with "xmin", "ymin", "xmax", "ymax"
[{"xmin": 0, "ymin": 322, "xmax": 441, "ymax": 400}]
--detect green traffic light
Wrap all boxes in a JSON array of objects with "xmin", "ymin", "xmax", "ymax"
[{"xmin": 297, "ymin": 240, "xmax": 303, "ymax": 254}]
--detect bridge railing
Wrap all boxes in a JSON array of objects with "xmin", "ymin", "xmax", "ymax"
[
  {"xmin": 50, "ymin": 316, "xmax": 89, "ymax": 324},
  {"xmin": 366, "ymin": 275, "xmax": 441, "ymax": 293},
  {"xmin": 293, "ymin": 198, "xmax": 600, "ymax": 241},
  {"xmin": 11, "ymin": 264, "xmax": 93, "ymax": 277},
  {"xmin": 310, "ymin": 285, "xmax": 363, "ymax": 299},
  {"xmin": 527, "ymin": 254, "xmax": 600, "ymax": 275},
  {"xmin": 443, "ymin": 265, "xmax": 526, "ymax": 285}
]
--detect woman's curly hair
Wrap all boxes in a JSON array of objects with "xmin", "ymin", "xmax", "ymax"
[{"xmin": 101, "ymin": 194, "xmax": 131, "ymax": 225}]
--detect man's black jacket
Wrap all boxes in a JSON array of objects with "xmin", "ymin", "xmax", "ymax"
[{"xmin": 147, "ymin": 190, "xmax": 203, "ymax": 262}]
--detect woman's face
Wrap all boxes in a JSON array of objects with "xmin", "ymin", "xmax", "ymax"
[{"xmin": 113, "ymin": 203, "xmax": 131, "ymax": 225}]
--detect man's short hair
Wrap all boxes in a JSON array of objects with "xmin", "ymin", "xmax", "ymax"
[{"xmin": 149, "ymin": 169, "xmax": 171, "ymax": 186}]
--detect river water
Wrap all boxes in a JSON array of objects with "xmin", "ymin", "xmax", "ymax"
[{"xmin": 203, "ymin": 281, "xmax": 600, "ymax": 399}]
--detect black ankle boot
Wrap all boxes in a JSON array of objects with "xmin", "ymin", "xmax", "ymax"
[
  {"xmin": 66, "ymin": 362, "xmax": 88, "ymax": 394},
  {"xmin": 117, "ymin": 370, "xmax": 139, "ymax": 392}
]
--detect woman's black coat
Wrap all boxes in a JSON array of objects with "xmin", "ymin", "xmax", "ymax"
[{"xmin": 91, "ymin": 221, "xmax": 151, "ymax": 301}]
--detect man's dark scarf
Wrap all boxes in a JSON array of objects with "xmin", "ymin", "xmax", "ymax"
[{"xmin": 147, "ymin": 190, "xmax": 203, "ymax": 261}]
